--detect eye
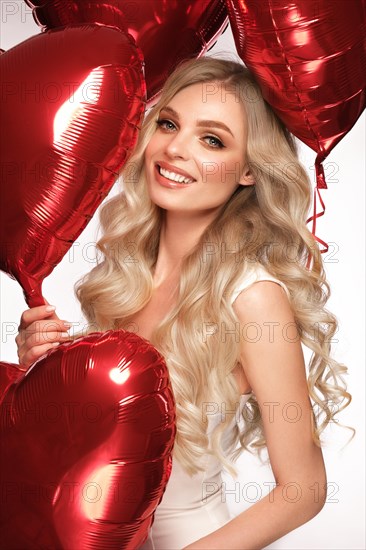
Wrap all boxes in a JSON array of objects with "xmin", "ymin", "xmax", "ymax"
[
  {"xmin": 156, "ymin": 118, "xmax": 176, "ymax": 131},
  {"xmin": 203, "ymin": 135, "xmax": 225, "ymax": 149}
]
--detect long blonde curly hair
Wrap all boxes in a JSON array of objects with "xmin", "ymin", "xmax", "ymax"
[{"xmin": 73, "ymin": 56, "xmax": 352, "ymax": 477}]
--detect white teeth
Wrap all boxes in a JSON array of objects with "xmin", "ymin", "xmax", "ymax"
[{"xmin": 159, "ymin": 166, "xmax": 193, "ymax": 184}]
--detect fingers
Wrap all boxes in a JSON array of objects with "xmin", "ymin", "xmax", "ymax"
[
  {"xmin": 17, "ymin": 327, "xmax": 70, "ymax": 348},
  {"xmin": 17, "ymin": 318, "xmax": 69, "ymax": 340},
  {"xmin": 18, "ymin": 304, "xmax": 61, "ymax": 331},
  {"xmin": 17, "ymin": 341, "xmax": 62, "ymax": 370},
  {"xmin": 17, "ymin": 328, "xmax": 70, "ymax": 370},
  {"xmin": 16, "ymin": 304, "xmax": 73, "ymax": 370}
]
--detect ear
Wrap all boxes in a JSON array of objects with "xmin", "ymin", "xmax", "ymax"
[{"xmin": 238, "ymin": 165, "xmax": 255, "ymax": 187}]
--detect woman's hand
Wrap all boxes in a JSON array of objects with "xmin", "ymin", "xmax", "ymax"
[{"xmin": 15, "ymin": 302, "xmax": 72, "ymax": 370}]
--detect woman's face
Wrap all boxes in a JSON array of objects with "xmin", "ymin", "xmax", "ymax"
[{"xmin": 144, "ymin": 80, "xmax": 255, "ymax": 216}]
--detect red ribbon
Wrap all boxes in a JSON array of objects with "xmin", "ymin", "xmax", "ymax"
[{"xmin": 305, "ymin": 159, "xmax": 328, "ymax": 270}]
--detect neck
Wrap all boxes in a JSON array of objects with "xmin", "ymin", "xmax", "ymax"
[{"xmin": 153, "ymin": 209, "xmax": 219, "ymax": 286}]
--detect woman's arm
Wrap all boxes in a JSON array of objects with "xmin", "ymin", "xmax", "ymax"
[{"xmin": 184, "ymin": 281, "xmax": 327, "ymax": 550}]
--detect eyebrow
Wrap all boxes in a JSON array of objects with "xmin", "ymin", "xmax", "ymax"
[{"xmin": 160, "ymin": 105, "xmax": 234, "ymax": 138}]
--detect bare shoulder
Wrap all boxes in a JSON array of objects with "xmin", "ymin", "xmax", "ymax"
[
  {"xmin": 232, "ymin": 279, "xmax": 306, "ymax": 404},
  {"xmin": 233, "ymin": 279, "xmax": 294, "ymax": 324}
]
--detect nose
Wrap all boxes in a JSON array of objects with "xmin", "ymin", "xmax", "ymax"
[{"xmin": 164, "ymin": 129, "xmax": 190, "ymax": 159}]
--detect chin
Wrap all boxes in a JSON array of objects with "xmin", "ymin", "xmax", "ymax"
[{"xmin": 146, "ymin": 182, "xmax": 177, "ymax": 207}]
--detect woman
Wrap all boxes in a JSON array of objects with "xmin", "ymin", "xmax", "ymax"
[{"xmin": 16, "ymin": 57, "xmax": 351, "ymax": 549}]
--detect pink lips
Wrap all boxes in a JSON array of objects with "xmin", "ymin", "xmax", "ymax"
[
  {"xmin": 154, "ymin": 164, "xmax": 194, "ymax": 189},
  {"xmin": 157, "ymin": 161, "xmax": 195, "ymax": 181}
]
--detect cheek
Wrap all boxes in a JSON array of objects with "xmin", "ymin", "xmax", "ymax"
[
  {"xmin": 145, "ymin": 132, "xmax": 161, "ymax": 159},
  {"xmin": 144, "ymin": 142, "xmax": 154, "ymax": 163},
  {"xmin": 203, "ymin": 157, "xmax": 241, "ymax": 188}
]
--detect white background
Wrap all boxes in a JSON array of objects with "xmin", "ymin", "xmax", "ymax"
[{"xmin": 0, "ymin": 2, "xmax": 365, "ymax": 548}]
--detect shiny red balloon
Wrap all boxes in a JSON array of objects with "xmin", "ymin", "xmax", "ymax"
[
  {"xmin": 24, "ymin": 0, "xmax": 228, "ymax": 103},
  {"xmin": 226, "ymin": 0, "xmax": 366, "ymax": 251},
  {"xmin": 0, "ymin": 24, "xmax": 145, "ymax": 307},
  {"xmin": 0, "ymin": 330, "xmax": 176, "ymax": 549}
]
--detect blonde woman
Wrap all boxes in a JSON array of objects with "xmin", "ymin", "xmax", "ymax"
[{"xmin": 16, "ymin": 57, "xmax": 351, "ymax": 549}]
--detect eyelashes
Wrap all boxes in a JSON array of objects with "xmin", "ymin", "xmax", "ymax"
[
  {"xmin": 156, "ymin": 119, "xmax": 176, "ymax": 132},
  {"xmin": 155, "ymin": 118, "xmax": 225, "ymax": 149}
]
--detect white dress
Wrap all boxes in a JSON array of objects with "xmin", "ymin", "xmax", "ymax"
[{"xmin": 140, "ymin": 263, "xmax": 290, "ymax": 550}]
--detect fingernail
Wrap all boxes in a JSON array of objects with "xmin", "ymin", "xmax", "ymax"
[
  {"xmin": 63, "ymin": 322, "xmax": 72, "ymax": 328},
  {"xmin": 61, "ymin": 332, "xmax": 69, "ymax": 337},
  {"xmin": 52, "ymin": 342, "xmax": 60, "ymax": 347},
  {"xmin": 45, "ymin": 305, "xmax": 56, "ymax": 312}
]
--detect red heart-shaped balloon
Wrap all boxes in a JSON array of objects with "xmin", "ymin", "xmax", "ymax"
[
  {"xmin": 226, "ymin": 0, "xmax": 366, "ymax": 174},
  {"xmin": 0, "ymin": 24, "xmax": 145, "ymax": 307},
  {"xmin": 24, "ymin": 0, "xmax": 228, "ymax": 103},
  {"xmin": 226, "ymin": 0, "xmax": 366, "ymax": 256},
  {"xmin": 0, "ymin": 330, "xmax": 176, "ymax": 549}
]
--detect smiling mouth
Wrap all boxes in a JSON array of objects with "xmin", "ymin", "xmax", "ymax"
[{"xmin": 156, "ymin": 164, "xmax": 195, "ymax": 184}]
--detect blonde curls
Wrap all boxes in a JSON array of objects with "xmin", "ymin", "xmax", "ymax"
[{"xmin": 73, "ymin": 56, "xmax": 352, "ymax": 477}]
